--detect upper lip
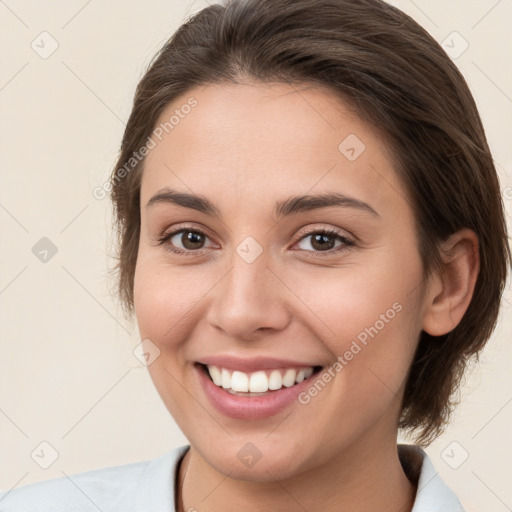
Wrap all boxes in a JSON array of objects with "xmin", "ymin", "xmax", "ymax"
[{"xmin": 196, "ymin": 355, "xmax": 323, "ymax": 373}]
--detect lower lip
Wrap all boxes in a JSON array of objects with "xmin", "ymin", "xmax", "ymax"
[{"xmin": 195, "ymin": 364, "xmax": 320, "ymax": 420}]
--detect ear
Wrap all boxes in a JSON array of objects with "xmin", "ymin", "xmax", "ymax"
[{"xmin": 422, "ymin": 229, "xmax": 480, "ymax": 336}]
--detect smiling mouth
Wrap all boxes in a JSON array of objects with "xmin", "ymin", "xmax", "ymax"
[{"xmin": 196, "ymin": 362, "xmax": 323, "ymax": 396}]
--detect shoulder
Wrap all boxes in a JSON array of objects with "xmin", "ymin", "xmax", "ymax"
[
  {"xmin": 0, "ymin": 444, "xmax": 190, "ymax": 512},
  {"xmin": 0, "ymin": 461, "xmax": 148, "ymax": 511},
  {"xmin": 398, "ymin": 444, "xmax": 467, "ymax": 512}
]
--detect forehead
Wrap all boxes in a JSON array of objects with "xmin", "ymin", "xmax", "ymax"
[{"xmin": 141, "ymin": 82, "xmax": 408, "ymax": 218}]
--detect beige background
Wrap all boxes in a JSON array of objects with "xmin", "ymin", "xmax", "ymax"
[{"xmin": 0, "ymin": 0, "xmax": 511, "ymax": 510}]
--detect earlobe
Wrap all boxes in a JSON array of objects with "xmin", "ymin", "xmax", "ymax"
[{"xmin": 422, "ymin": 229, "xmax": 480, "ymax": 336}]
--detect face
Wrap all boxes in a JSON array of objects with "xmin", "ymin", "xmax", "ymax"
[{"xmin": 134, "ymin": 81, "xmax": 427, "ymax": 480}]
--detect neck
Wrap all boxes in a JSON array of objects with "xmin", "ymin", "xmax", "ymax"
[{"xmin": 176, "ymin": 436, "xmax": 417, "ymax": 512}]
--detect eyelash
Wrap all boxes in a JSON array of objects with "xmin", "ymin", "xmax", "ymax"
[{"xmin": 155, "ymin": 225, "xmax": 355, "ymax": 257}]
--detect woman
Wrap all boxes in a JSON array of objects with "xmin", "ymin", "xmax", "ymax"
[{"xmin": 1, "ymin": 0, "xmax": 509, "ymax": 510}]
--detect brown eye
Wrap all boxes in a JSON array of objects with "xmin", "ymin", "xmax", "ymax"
[
  {"xmin": 309, "ymin": 233, "xmax": 337, "ymax": 251},
  {"xmin": 295, "ymin": 228, "xmax": 353, "ymax": 254},
  {"xmin": 176, "ymin": 230, "xmax": 206, "ymax": 250},
  {"xmin": 157, "ymin": 227, "xmax": 216, "ymax": 255}
]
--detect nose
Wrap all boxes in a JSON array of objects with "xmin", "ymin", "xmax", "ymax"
[{"xmin": 205, "ymin": 247, "xmax": 290, "ymax": 341}]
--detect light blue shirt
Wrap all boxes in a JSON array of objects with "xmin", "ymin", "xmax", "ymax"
[{"xmin": 0, "ymin": 444, "xmax": 465, "ymax": 511}]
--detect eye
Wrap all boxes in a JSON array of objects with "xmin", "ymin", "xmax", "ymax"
[
  {"xmin": 156, "ymin": 227, "xmax": 216, "ymax": 255},
  {"xmin": 155, "ymin": 225, "xmax": 354, "ymax": 257},
  {"xmin": 293, "ymin": 227, "xmax": 354, "ymax": 255}
]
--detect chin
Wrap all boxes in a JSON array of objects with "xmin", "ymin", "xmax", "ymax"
[{"xmin": 192, "ymin": 434, "xmax": 316, "ymax": 483}]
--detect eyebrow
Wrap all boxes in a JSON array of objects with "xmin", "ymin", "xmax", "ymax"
[{"xmin": 146, "ymin": 187, "xmax": 379, "ymax": 218}]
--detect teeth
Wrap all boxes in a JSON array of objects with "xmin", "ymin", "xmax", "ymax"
[
  {"xmin": 231, "ymin": 371, "xmax": 249, "ymax": 392},
  {"xmin": 208, "ymin": 365, "xmax": 222, "ymax": 386},
  {"xmin": 221, "ymin": 368, "xmax": 231, "ymax": 389},
  {"xmin": 205, "ymin": 365, "xmax": 317, "ymax": 393},
  {"xmin": 268, "ymin": 369, "xmax": 282, "ymax": 390},
  {"xmin": 282, "ymin": 368, "xmax": 296, "ymax": 387},
  {"xmin": 249, "ymin": 371, "xmax": 268, "ymax": 392}
]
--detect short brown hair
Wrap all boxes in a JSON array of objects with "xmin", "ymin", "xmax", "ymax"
[{"xmin": 109, "ymin": 0, "xmax": 511, "ymax": 444}]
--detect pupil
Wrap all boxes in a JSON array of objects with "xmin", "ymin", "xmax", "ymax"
[
  {"xmin": 183, "ymin": 231, "xmax": 203, "ymax": 249},
  {"xmin": 312, "ymin": 233, "xmax": 334, "ymax": 251},
  {"xmin": 180, "ymin": 232, "xmax": 335, "ymax": 251}
]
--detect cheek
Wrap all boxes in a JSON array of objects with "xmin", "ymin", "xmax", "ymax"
[
  {"xmin": 133, "ymin": 257, "xmax": 203, "ymax": 418},
  {"xmin": 289, "ymin": 273, "xmax": 422, "ymax": 440},
  {"xmin": 134, "ymin": 255, "xmax": 197, "ymax": 338},
  {"xmin": 291, "ymin": 257, "xmax": 417, "ymax": 342},
  {"xmin": 288, "ymin": 250, "xmax": 423, "ymax": 391}
]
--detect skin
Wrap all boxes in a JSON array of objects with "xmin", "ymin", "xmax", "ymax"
[{"xmin": 133, "ymin": 81, "xmax": 479, "ymax": 511}]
